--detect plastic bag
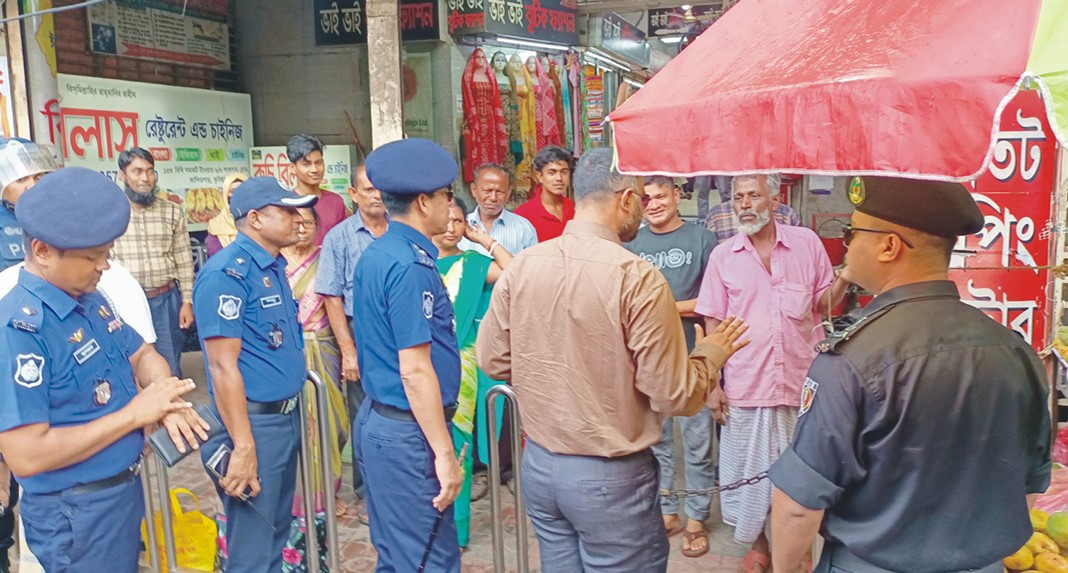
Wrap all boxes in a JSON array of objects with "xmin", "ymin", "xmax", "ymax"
[{"xmin": 141, "ymin": 488, "xmax": 218, "ymax": 572}]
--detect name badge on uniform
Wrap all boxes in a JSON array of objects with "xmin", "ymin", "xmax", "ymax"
[
  {"xmin": 74, "ymin": 339, "xmax": 101, "ymax": 365},
  {"xmin": 268, "ymin": 323, "xmax": 284, "ymax": 349},
  {"xmin": 260, "ymin": 295, "xmax": 282, "ymax": 308},
  {"xmin": 94, "ymin": 380, "xmax": 112, "ymax": 406}
]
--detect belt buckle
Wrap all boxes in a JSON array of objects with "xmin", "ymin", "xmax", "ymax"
[
  {"xmin": 280, "ymin": 396, "xmax": 298, "ymax": 415},
  {"xmin": 131, "ymin": 459, "xmax": 143, "ymax": 476}
]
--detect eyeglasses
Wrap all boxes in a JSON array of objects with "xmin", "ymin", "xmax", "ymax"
[
  {"xmin": 842, "ymin": 225, "xmax": 915, "ymax": 248},
  {"xmin": 614, "ymin": 187, "xmax": 651, "ymax": 208},
  {"xmin": 441, "ymin": 187, "xmax": 454, "ymax": 202}
]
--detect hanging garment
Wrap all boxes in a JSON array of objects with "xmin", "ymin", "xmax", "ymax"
[
  {"xmin": 550, "ymin": 59, "xmax": 568, "ymax": 148},
  {"xmin": 531, "ymin": 56, "xmax": 562, "ymax": 149},
  {"xmin": 461, "ymin": 48, "xmax": 509, "ymax": 183},
  {"xmin": 510, "ymin": 54, "xmax": 538, "ymax": 190}
]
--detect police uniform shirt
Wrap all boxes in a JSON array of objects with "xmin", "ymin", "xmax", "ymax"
[
  {"xmin": 0, "ymin": 270, "xmax": 144, "ymax": 494},
  {"xmin": 769, "ymin": 281, "xmax": 1051, "ymax": 572},
  {"xmin": 353, "ymin": 221, "xmax": 460, "ymax": 409},
  {"xmin": 0, "ymin": 206, "xmax": 23, "ymax": 270},
  {"xmin": 193, "ymin": 233, "xmax": 305, "ymax": 402}
]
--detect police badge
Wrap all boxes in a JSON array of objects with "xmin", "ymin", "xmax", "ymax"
[
  {"xmin": 94, "ymin": 380, "xmax": 112, "ymax": 406},
  {"xmin": 218, "ymin": 295, "xmax": 242, "ymax": 320},
  {"xmin": 799, "ymin": 377, "xmax": 819, "ymax": 416},
  {"xmin": 14, "ymin": 353, "xmax": 44, "ymax": 388},
  {"xmin": 268, "ymin": 323, "xmax": 284, "ymax": 349},
  {"xmin": 422, "ymin": 291, "xmax": 434, "ymax": 319}
]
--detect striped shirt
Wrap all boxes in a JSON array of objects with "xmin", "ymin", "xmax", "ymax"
[
  {"xmin": 458, "ymin": 207, "xmax": 538, "ymax": 256},
  {"xmin": 111, "ymin": 197, "xmax": 196, "ymax": 301}
]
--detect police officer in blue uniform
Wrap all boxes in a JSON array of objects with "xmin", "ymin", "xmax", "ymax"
[
  {"xmin": 353, "ymin": 138, "xmax": 464, "ymax": 572},
  {"xmin": 769, "ymin": 177, "xmax": 1051, "ymax": 573},
  {"xmin": 0, "ymin": 167, "xmax": 205, "ymax": 573},
  {"xmin": 194, "ymin": 176, "xmax": 316, "ymax": 573},
  {"xmin": 0, "ymin": 136, "xmax": 58, "ymax": 573}
]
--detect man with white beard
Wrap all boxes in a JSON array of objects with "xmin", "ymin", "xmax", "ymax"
[{"xmin": 695, "ymin": 173, "xmax": 849, "ymax": 572}]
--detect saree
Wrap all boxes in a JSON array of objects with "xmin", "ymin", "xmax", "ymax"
[
  {"xmin": 286, "ymin": 248, "xmax": 350, "ymax": 515},
  {"xmin": 532, "ymin": 56, "xmax": 562, "ymax": 149},
  {"xmin": 437, "ymin": 252, "xmax": 503, "ymax": 548},
  {"xmin": 461, "ymin": 48, "xmax": 509, "ymax": 183},
  {"xmin": 510, "ymin": 54, "xmax": 538, "ymax": 192}
]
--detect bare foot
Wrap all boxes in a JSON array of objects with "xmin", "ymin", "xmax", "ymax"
[{"xmin": 663, "ymin": 514, "xmax": 683, "ymax": 536}]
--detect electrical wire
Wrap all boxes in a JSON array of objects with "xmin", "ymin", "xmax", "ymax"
[{"xmin": 0, "ymin": 0, "xmax": 108, "ymax": 25}]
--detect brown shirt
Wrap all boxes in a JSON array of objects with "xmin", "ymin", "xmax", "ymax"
[
  {"xmin": 111, "ymin": 198, "xmax": 195, "ymax": 301},
  {"xmin": 476, "ymin": 219, "xmax": 724, "ymax": 458}
]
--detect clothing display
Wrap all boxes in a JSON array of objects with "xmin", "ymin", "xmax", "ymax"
[
  {"xmin": 529, "ymin": 56, "xmax": 562, "ymax": 149},
  {"xmin": 491, "ymin": 52, "xmax": 522, "ymax": 176},
  {"xmin": 510, "ymin": 54, "xmax": 537, "ymax": 190},
  {"xmin": 461, "ymin": 48, "xmax": 508, "ymax": 183}
]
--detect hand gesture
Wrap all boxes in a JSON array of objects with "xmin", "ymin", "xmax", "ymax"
[
  {"xmin": 160, "ymin": 407, "xmax": 211, "ymax": 454},
  {"xmin": 127, "ymin": 377, "xmax": 196, "ymax": 427},
  {"xmin": 341, "ymin": 345, "xmax": 360, "ymax": 382},
  {"xmin": 708, "ymin": 385, "xmax": 729, "ymax": 425},
  {"xmin": 221, "ymin": 446, "xmax": 261, "ymax": 499},
  {"xmin": 464, "ymin": 223, "xmax": 492, "ymax": 250},
  {"xmin": 695, "ymin": 316, "xmax": 750, "ymax": 362},
  {"xmin": 432, "ymin": 449, "xmax": 464, "ymax": 511}
]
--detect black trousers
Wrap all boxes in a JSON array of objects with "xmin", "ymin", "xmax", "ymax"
[{"xmin": 0, "ymin": 476, "xmax": 19, "ymax": 554}]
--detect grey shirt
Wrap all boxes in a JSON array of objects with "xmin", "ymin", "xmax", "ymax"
[
  {"xmin": 625, "ymin": 222, "xmax": 717, "ymax": 351},
  {"xmin": 770, "ymin": 280, "xmax": 1051, "ymax": 573}
]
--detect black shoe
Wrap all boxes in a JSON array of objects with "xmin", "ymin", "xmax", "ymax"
[{"xmin": 0, "ymin": 551, "xmax": 10, "ymax": 573}]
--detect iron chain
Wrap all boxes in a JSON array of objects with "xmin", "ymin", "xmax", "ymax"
[{"xmin": 658, "ymin": 471, "xmax": 769, "ymax": 501}]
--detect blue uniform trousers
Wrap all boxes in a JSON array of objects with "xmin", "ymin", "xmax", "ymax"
[
  {"xmin": 20, "ymin": 477, "xmax": 144, "ymax": 573},
  {"xmin": 522, "ymin": 439, "xmax": 669, "ymax": 573},
  {"xmin": 354, "ymin": 401, "xmax": 460, "ymax": 573},
  {"xmin": 202, "ymin": 410, "xmax": 300, "ymax": 573},
  {"xmin": 148, "ymin": 286, "xmax": 184, "ymax": 377}
]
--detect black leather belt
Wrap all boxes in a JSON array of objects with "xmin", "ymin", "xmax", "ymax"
[
  {"xmin": 246, "ymin": 395, "xmax": 299, "ymax": 415},
  {"xmin": 371, "ymin": 401, "xmax": 456, "ymax": 423},
  {"xmin": 48, "ymin": 459, "xmax": 142, "ymax": 496},
  {"xmin": 822, "ymin": 544, "xmax": 1001, "ymax": 573}
]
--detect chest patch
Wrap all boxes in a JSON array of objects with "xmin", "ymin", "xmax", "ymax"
[
  {"xmin": 799, "ymin": 377, "xmax": 819, "ymax": 416},
  {"xmin": 74, "ymin": 339, "xmax": 101, "ymax": 365},
  {"xmin": 14, "ymin": 354, "xmax": 44, "ymax": 388},
  {"xmin": 260, "ymin": 295, "xmax": 282, "ymax": 308}
]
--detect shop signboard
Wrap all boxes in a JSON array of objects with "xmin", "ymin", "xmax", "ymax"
[
  {"xmin": 314, "ymin": 0, "xmax": 440, "ymax": 46},
  {"xmin": 56, "ymin": 74, "xmax": 253, "ymax": 233},
  {"xmin": 949, "ymin": 90, "xmax": 1055, "ymax": 351},
  {"xmin": 447, "ymin": 0, "xmax": 578, "ymax": 46},
  {"xmin": 402, "ymin": 52, "xmax": 435, "ymax": 139},
  {"xmin": 600, "ymin": 12, "xmax": 649, "ymax": 66},
  {"xmin": 86, "ymin": 0, "xmax": 231, "ymax": 69},
  {"xmin": 648, "ymin": 4, "xmax": 723, "ymax": 38},
  {"xmin": 249, "ymin": 145, "xmax": 358, "ymax": 209}
]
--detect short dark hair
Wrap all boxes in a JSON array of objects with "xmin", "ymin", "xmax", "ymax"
[
  {"xmin": 645, "ymin": 175, "xmax": 676, "ymax": 189},
  {"xmin": 286, "ymin": 134, "xmax": 324, "ymax": 163},
  {"xmin": 350, "ymin": 163, "xmax": 366, "ymax": 188},
  {"xmin": 451, "ymin": 195, "xmax": 470, "ymax": 215},
  {"xmin": 118, "ymin": 147, "xmax": 154, "ymax": 171},
  {"xmin": 533, "ymin": 146, "xmax": 574, "ymax": 173},
  {"xmin": 381, "ymin": 190, "xmax": 417, "ymax": 216}
]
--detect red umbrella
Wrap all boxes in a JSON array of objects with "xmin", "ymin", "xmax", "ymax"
[{"xmin": 607, "ymin": 0, "xmax": 1068, "ymax": 181}]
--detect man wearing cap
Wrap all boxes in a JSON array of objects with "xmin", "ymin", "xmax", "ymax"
[
  {"xmin": 193, "ymin": 176, "xmax": 317, "ymax": 573},
  {"xmin": 0, "ymin": 167, "xmax": 205, "ymax": 572},
  {"xmin": 352, "ymin": 138, "xmax": 463, "ymax": 571},
  {"xmin": 769, "ymin": 177, "xmax": 1051, "ymax": 573}
]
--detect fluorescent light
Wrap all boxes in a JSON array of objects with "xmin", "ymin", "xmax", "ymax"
[
  {"xmin": 659, "ymin": 36, "xmax": 684, "ymax": 44},
  {"xmin": 584, "ymin": 48, "xmax": 631, "ymax": 70},
  {"xmin": 681, "ymin": 4, "xmax": 692, "ymax": 9},
  {"xmin": 495, "ymin": 36, "xmax": 567, "ymax": 52},
  {"xmin": 623, "ymin": 78, "xmax": 644, "ymax": 88}
]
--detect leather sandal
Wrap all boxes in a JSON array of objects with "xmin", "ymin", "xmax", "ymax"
[
  {"xmin": 743, "ymin": 549, "xmax": 771, "ymax": 573},
  {"xmin": 681, "ymin": 528, "xmax": 709, "ymax": 558}
]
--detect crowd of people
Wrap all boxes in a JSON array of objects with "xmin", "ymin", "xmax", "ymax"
[{"xmin": 0, "ymin": 132, "xmax": 1050, "ymax": 573}]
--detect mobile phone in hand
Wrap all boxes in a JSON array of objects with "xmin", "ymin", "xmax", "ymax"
[{"xmin": 205, "ymin": 444, "xmax": 255, "ymax": 500}]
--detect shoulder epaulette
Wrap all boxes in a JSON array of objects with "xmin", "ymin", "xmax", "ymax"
[
  {"xmin": 815, "ymin": 303, "xmax": 897, "ymax": 354},
  {"xmin": 224, "ymin": 254, "xmax": 252, "ymax": 280},
  {"xmin": 7, "ymin": 302, "xmax": 42, "ymax": 333}
]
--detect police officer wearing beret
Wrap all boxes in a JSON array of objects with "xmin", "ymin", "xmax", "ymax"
[
  {"xmin": 769, "ymin": 176, "xmax": 1051, "ymax": 573},
  {"xmin": 353, "ymin": 138, "xmax": 464, "ymax": 571},
  {"xmin": 193, "ymin": 177, "xmax": 316, "ymax": 573},
  {"xmin": 0, "ymin": 167, "xmax": 207, "ymax": 573}
]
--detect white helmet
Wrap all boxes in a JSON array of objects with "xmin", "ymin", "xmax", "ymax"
[{"xmin": 0, "ymin": 138, "xmax": 60, "ymax": 193}]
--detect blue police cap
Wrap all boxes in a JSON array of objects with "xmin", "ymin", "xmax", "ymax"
[
  {"xmin": 16, "ymin": 167, "xmax": 130, "ymax": 249},
  {"xmin": 229, "ymin": 176, "xmax": 318, "ymax": 219},
  {"xmin": 365, "ymin": 139, "xmax": 458, "ymax": 196}
]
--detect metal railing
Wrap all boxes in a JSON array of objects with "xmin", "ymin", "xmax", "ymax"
[
  {"xmin": 141, "ymin": 371, "xmax": 340, "ymax": 573},
  {"xmin": 486, "ymin": 384, "xmax": 529, "ymax": 573}
]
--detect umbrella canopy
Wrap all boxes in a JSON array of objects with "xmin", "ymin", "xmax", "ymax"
[{"xmin": 608, "ymin": 0, "xmax": 1068, "ymax": 181}]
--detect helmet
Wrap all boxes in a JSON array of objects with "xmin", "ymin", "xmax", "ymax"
[{"xmin": 0, "ymin": 138, "xmax": 61, "ymax": 192}]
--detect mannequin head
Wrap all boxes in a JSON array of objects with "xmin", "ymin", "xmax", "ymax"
[
  {"xmin": 472, "ymin": 48, "xmax": 489, "ymax": 70},
  {"xmin": 526, "ymin": 55, "xmax": 537, "ymax": 73},
  {"xmin": 539, "ymin": 54, "xmax": 551, "ymax": 70},
  {"xmin": 491, "ymin": 51, "xmax": 508, "ymax": 73}
]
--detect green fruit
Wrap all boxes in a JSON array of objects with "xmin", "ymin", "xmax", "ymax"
[{"xmin": 1047, "ymin": 512, "xmax": 1068, "ymax": 548}]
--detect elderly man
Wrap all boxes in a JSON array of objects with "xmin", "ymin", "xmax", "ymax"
[
  {"xmin": 770, "ymin": 178, "xmax": 1050, "ymax": 573},
  {"xmin": 478, "ymin": 148, "xmax": 749, "ymax": 572},
  {"xmin": 112, "ymin": 147, "xmax": 196, "ymax": 378},
  {"xmin": 695, "ymin": 173, "xmax": 848, "ymax": 571},
  {"xmin": 458, "ymin": 163, "xmax": 537, "ymax": 256},
  {"xmin": 514, "ymin": 145, "xmax": 575, "ymax": 242},
  {"xmin": 703, "ymin": 175, "xmax": 801, "ymax": 243},
  {"xmin": 316, "ymin": 163, "xmax": 387, "ymax": 518},
  {"xmin": 353, "ymin": 139, "xmax": 464, "ymax": 571},
  {"xmin": 624, "ymin": 175, "xmax": 719, "ymax": 558}
]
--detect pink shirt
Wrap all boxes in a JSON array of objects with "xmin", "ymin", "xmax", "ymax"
[
  {"xmin": 311, "ymin": 190, "xmax": 350, "ymax": 246},
  {"xmin": 695, "ymin": 222, "xmax": 833, "ymax": 408}
]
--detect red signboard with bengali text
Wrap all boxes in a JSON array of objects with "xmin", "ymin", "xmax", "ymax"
[{"xmin": 950, "ymin": 90, "xmax": 1056, "ymax": 351}]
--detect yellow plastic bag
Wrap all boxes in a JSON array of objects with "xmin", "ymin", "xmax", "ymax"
[{"xmin": 141, "ymin": 487, "xmax": 218, "ymax": 572}]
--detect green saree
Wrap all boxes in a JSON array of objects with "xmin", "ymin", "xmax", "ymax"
[{"xmin": 437, "ymin": 251, "xmax": 503, "ymax": 548}]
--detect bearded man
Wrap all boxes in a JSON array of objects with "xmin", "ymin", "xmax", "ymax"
[
  {"xmin": 111, "ymin": 147, "xmax": 196, "ymax": 377},
  {"xmin": 694, "ymin": 173, "xmax": 848, "ymax": 572}
]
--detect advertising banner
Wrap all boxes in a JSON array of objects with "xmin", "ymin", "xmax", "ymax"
[
  {"xmin": 56, "ymin": 74, "xmax": 253, "ymax": 232},
  {"xmin": 402, "ymin": 51, "xmax": 434, "ymax": 139},
  {"xmin": 447, "ymin": 0, "xmax": 578, "ymax": 45},
  {"xmin": 86, "ymin": 0, "xmax": 231, "ymax": 69},
  {"xmin": 249, "ymin": 145, "xmax": 358, "ymax": 209}
]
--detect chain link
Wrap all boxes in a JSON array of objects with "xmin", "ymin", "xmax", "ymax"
[{"xmin": 658, "ymin": 471, "xmax": 769, "ymax": 501}]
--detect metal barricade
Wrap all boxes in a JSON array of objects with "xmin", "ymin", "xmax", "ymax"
[
  {"xmin": 141, "ymin": 370, "xmax": 340, "ymax": 573},
  {"xmin": 486, "ymin": 384, "xmax": 529, "ymax": 573}
]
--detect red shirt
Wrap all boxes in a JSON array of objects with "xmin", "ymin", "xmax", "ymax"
[
  {"xmin": 514, "ymin": 189, "xmax": 575, "ymax": 242},
  {"xmin": 310, "ymin": 189, "xmax": 350, "ymax": 245}
]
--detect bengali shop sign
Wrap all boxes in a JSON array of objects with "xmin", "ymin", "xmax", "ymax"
[
  {"xmin": 249, "ymin": 145, "xmax": 358, "ymax": 208},
  {"xmin": 314, "ymin": 0, "xmax": 440, "ymax": 45},
  {"xmin": 55, "ymin": 74, "xmax": 253, "ymax": 232},
  {"xmin": 447, "ymin": 0, "xmax": 578, "ymax": 45},
  {"xmin": 950, "ymin": 90, "xmax": 1055, "ymax": 350}
]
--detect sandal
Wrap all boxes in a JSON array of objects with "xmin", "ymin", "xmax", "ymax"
[
  {"xmin": 355, "ymin": 499, "xmax": 369, "ymax": 526},
  {"xmin": 681, "ymin": 528, "xmax": 709, "ymax": 558},
  {"xmin": 334, "ymin": 499, "xmax": 349, "ymax": 518},
  {"xmin": 743, "ymin": 549, "xmax": 771, "ymax": 573},
  {"xmin": 470, "ymin": 471, "xmax": 489, "ymax": 502},
  {"xmin": 663, "ymin": 516, "xmax": 684, "ymax": 538}
]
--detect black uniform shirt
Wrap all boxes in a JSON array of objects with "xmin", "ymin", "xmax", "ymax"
[{"xmin": 769, "ymin": 280, "xmax": 1051, "ymax": 573}]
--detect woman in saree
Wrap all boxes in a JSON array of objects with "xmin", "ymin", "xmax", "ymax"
[
  {"xmin": 205, "ymin": 172, "xmax": 248, "ymax": 257},
  {"xmin": 432, "ymin": 196, "xmax": 513, "ymax": 549},
  {"xmin": 281, "ymin": 207, "xmax": 350, "ymax": 519}
]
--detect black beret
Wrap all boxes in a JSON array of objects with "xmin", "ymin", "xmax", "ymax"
[
  {"xmin": 848, "ymin": 176, "xmax": 983, "ymax": 238},
  {"xmin": 366, "ymin": 138, "xmax": 458, "ymax": 196},
  {"xmin": 16, "ymin": 167, "xmax": 131, "ymax": 249}
]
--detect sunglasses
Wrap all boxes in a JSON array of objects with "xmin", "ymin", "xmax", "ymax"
[
  {"xmin": 842, "ymin": 225, "xmax": 915, "ymax": 248},
  {"xmin": 615, "ymin": 187, "xmax": 651, "ymax": 208}
]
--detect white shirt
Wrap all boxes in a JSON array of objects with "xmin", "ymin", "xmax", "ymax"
[
  {"xmin": 458, "ymin": 207, "xmax": 538, "ymax": 256},
  {"xmin": 0, "ymin": 260, "xmax": 157, "ymax": 343}
]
